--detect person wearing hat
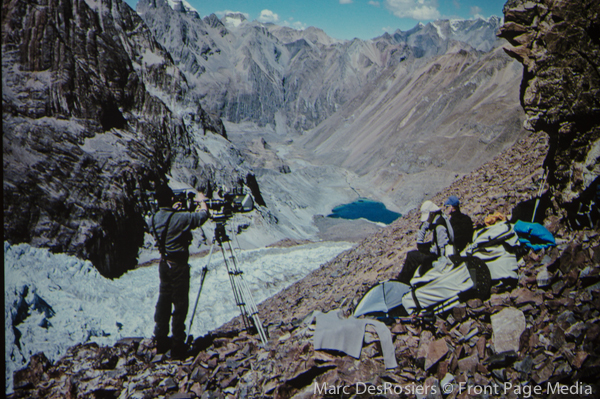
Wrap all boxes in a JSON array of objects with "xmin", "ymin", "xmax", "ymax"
[
  {"xmin": 444, "ymin": 195, "xmax": 461, "ymax": 209},
  {"xmin": 397, "ymin": 200, "xmax": 451, "ymax": 284},
  {"xmin": 150, "ymin": 183, "xmax": 209, "ymax": 359},
  {"xmin": 443, "ymin": 195, "xmax": 473, "ymax": 253}
]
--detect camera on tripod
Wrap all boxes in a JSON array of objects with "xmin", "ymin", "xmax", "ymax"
[
  {"xmin": 171, "ymin": 187, "xmax": 254, "ymax": 221},
  {"xmin": 206, "ymin": 188, "xmax": 254, "ymax": 221}
]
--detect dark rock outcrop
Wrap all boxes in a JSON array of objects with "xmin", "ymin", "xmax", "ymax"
[
  {"xmin": 2, "ymin": 0, "xmax": 234, "ymax": 277},
  {"xmin": 499, "ymin": 0, "xmax": 600, "ymax": 225}
]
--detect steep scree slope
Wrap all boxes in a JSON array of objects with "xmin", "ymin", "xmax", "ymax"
[{"xmin": 301, "ymin": 45, "xmax": 526, "ymax": 214}]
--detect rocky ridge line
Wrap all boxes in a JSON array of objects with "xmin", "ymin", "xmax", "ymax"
[{"xmin": 137, "ymin": 0, "xmax": 504, "ymax": 132}]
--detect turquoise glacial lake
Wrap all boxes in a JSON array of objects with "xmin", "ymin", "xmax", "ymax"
[{"xmin": 327, "ymin": 198, "xmax": 401, "ymax": 225}]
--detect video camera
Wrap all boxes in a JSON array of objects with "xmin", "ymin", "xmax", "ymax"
[
  {"xmin": 206, "ymin": 188, "xmax": 254, "ymax": 221},
  {"xmin": 172, "ymin": 187, "xmax": 254, "ymax": 221},
  {"xmin": 171, "ymin": 189, "xmax": 201, "ymax": 212}
]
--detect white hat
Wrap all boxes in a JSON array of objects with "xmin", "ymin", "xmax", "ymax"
[{"xmin": 420, "ymin": 200, "xmax": 440, "ymax": 222}]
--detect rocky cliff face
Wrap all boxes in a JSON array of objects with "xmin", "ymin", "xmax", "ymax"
[
  {"xmin": 499, "ymin": 0, "xmax": 600, "ymax": 222},
  {"xmin": 2, "ymin": 0, "xmax": 248, "ymax": 277},
  {"xmin": 137, "ymin": 0, "xmax": 503, "ymax": 133}
]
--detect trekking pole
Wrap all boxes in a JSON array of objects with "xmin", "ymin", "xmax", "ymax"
[
  {"xmin": 394, "ymin": 314, "xmax": 435, "ymax": 324},
  {"xmin": 187, "ymin": 242, "xmax": 216, "ymax": 344},
  {"xmin": 531, "ymin": 169, "xmax": 547, "ymax": 222}
]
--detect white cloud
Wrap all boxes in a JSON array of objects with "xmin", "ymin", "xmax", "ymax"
[
  {"xmin": 258, "ymin": 9, "xmax": 279, "ymax": 23},
  {"xmin": 470, "ymin": 5, "xmax": 484, "ymax": 19},
  {"xmin": 369, "ymin": 1, "xmax": 381, "ymax": 7},
  {"xmin": 340, "ymin": 0, "xmax": 353, "ymax": 4},
  {"xmin": 385, "ymin": 0, "xmax": 441, "ymax": 20}
]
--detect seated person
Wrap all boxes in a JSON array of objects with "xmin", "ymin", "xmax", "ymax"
[
  {"xmin": 397, "ymin": 200, "xmax": 450, "ymax": 284},
  {"xmin": 443, "ymin": 195, "xmax": 474, "ymax": 253}
]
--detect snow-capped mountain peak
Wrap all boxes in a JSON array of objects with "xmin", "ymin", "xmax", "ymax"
[
  {"xmin": 222, "ymin": 12, "xmax": 248, "ymax": 28},
  {"xmin": 165, "ymin": 0, "xmax": 197, "ymax": 16}
]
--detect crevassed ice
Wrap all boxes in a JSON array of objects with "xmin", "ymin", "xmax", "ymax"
[{"xmin": 4, "ymin": 240, "xmax": 351, "ymax": 393}]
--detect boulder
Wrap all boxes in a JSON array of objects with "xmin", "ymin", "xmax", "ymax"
[{"xmin": 491, "ymin": 307, "xmax": 526, "ymax": 353}]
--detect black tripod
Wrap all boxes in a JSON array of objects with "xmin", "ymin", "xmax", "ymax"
[{"xmin": 187, "ymin": 220, "xmax": 268, "ymax": 346}]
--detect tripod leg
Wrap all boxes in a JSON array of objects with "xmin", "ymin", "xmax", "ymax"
[
  {"xmin": 187, "ymin": 242, "xmax": 216, "ymax": 344},
  {"xmin": 220, "ymin": 242, "xmax": 252, "ymax": 331},
  {"xmin": 224, "ymin": 240, "xmax": 268, "ymax": 346}
]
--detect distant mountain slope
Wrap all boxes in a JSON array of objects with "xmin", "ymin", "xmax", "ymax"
[
  {"xmin": 300, "ymin": 45, "xmax": 526, "ymax": 213},
  {"xmin": 136, "ymin": 0, "xmax": 504, "ymax": 133}
]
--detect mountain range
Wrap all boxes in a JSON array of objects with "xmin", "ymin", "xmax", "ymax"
[
  {"xmin": 134, "ymin": 0, "xmax": 529, "ymax": 226},
  {"xmin": 5, "ymin": 0, "xmax": 526, "ymax": 276},
  {"xmin": 137, "ymin": 0, "xmax": 506, "ymax": 133}
]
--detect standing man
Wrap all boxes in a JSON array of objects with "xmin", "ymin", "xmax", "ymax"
[
  {"xmin": 150, "ymin": 184, "xmax": 209, "ymax": 359},
  {"xmin": 443, "ymin": 195, "xmax": 474, "ymax": 254},
  {"xmin": 397, "ymin": 200, "xmax": 450, "ymax": 284}
]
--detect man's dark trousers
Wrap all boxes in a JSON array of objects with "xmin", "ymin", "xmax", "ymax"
[
  {"xmin": 154, "ymin": 259, "xmax": 190, "ymax": 354},
  {"xmin": 397, "ymin": 250, "xmax": 438, "ymax": 284}
]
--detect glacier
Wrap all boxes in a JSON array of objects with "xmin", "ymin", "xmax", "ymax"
[{"xmin": 4, "ymin": 240, "xmax": 352, "ymax": 393}]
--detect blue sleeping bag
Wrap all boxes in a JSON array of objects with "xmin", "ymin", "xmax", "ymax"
[{"xmin": 513, "ymin": 220, "xmax": 556, "ymax": 250}]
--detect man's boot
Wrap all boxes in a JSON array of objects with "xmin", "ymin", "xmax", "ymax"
[
  {"xmin": 171, "ymin": 340, "xmax": 190, "ymax": 360},
  {"xmin": 155, "ymin": 336, "xmax": 171, "ymax": 354}
]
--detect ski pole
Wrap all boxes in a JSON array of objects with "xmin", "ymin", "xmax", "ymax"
[{"xmin": 532, "ymin": 169, "xmax": 547, "ymax": 222}]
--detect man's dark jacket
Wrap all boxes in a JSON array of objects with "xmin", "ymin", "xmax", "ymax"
[{"xmin": 151, "ymin": 208, "xmax": 208, "ymax": 263}]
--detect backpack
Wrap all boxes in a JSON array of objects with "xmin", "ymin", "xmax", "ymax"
[
  {"xmin": 463, "ymin": 221, "xmax": 521, "ymax": 280},
  {"xmin": 449, "ymin": 212, "xmax": 474, "ymax": 253},
  {"xmin": 401, "ymin": 255, "xmax": 491, "ymax": 315}
]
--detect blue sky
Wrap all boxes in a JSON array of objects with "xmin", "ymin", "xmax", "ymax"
[{"xmin": 125, "ymin": 0, "xmax": 506, "ymax": 40}]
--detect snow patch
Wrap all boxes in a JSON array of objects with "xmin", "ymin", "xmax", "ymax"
[
  {"xmin": 449, "ymin": 19, "xmax": 462, "ymax": 32},
  {"xmin": 223, "ymin": 13, "xmax": 247, "ymax": 29},
  {"xmin": 82, "ymin": 0, "xmax": 102, "ymax": 11},
  {"xmin": 142, "ymin": 49, "xmax": 165, "ymax": 66},
  {"xmin": 431, "ymin": 22, "xmax": 445, "ymax": 40}
]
